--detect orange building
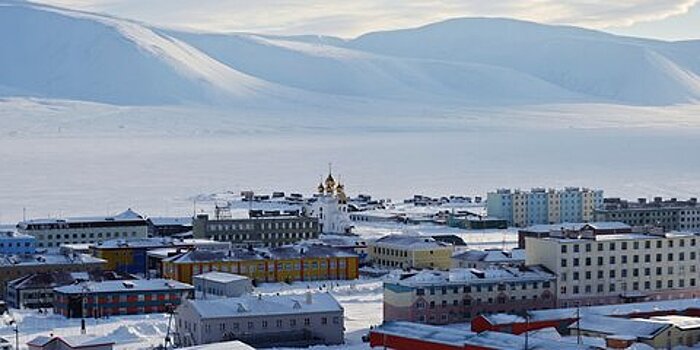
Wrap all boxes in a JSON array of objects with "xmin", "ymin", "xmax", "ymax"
[{"xmin": 161, "ymin": 245, "xmax": 359, "ymax": 284}]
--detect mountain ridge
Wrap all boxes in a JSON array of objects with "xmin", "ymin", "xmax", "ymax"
[{"xmin": 2, "ymin": 1, "xmax": 700, "ymax": 107}]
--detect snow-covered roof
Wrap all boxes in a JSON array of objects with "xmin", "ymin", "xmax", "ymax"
[
  {"xmin": 93, "ymin": 237, "xmax": 228, "ymax": 250},
  {"xmin": 27, "ymin": 335, "xmax": 114, "ymax": 348},
  {"xmin": 521, "ymin": 222, "xmax": 630, "ymax": 233},
  {"xmin": 193, "ymin": 272, "xmax": 249, "ymax": 284},
  {"xmin": 452, "ymin": 249, "xmax": 525, "ymax": 263},
  {"xmin": 372, "ymin": 321, "xmax": 476, "ymax": 346},
  {"xmin": 20, "ymin": 208, "xmax": 146, "ymax": 225},
  {"xmin": 178, "ymin": 341, "xmax": 254, "ymax": 350},
  {"xmin": 0, "ymin": 253, "xmax": 105, "ymax": 267},
  {"xmin": 393, "ymin": 266, "xmax": 555, "ymax": 287},
  {"xmin": 373, "ymin": 235, "xmax": 451, "ymax": 249},
  {"xmin": 147, "ymin": 216, "xmax": 192, "ymax": 226},
  {"xmin": 649, "ymin": 315, "xmax": 700, "ymax": 330},
  {"xmin": 372, "ymin": 322, "xmax": 596, "ymax": 349},
  {"xmin": 54, "ymin": 279, "xmax": 193, "ymax": 294},
  {"xmin": 570, "ymin": 315, "xmax": 669, "ymax": 339},
  {"xmin": 185, "ymin": 292, "xmax": 342, "ymax": 319}
]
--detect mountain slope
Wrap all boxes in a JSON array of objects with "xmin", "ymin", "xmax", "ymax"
[
  {"xmin": 1, "ymin": 2, "xmax": 700, "ymax": 107},
  {"xmin": 0, "ymin": 2, "xmax": 295, "ymax": 105},
  {"xmin": 167, "ymin": 31, "xmax": 584, "ymax": 104},
  {"xmin": 347, "ymin": 18, "xmax": 700, "ymax": 105}
]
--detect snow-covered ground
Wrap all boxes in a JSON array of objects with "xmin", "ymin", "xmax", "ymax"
[{"xmin": 0, "ymin": 278, "xmax": 384, "ymax": 350}]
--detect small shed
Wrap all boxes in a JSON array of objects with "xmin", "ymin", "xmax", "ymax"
[{"xmin": 193, "ymin": 272, "xmax": 253, "ymax": 298}]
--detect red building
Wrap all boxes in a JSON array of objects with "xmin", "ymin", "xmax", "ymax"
[{"xmin": 53, "ymin": 279, "xmax": 193, "ymax": 318}]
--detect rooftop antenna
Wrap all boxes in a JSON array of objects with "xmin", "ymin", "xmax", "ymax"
[{"xmin": 22, "ymin": 207, "xmax": 26, "ymax": 222}]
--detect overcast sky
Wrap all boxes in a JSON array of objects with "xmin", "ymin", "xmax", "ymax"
[{"xmin": 33, "ymin": 0, "xmax": 700, "ymax": 40}]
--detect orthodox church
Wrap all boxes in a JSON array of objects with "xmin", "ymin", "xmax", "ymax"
[{"xmin": 305, "ymin": 170, "xmax": 354, "ymax": 235}]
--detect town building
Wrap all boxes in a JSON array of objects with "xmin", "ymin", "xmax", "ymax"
[
  {"xmin": 175, "ymin": 292, "xmax": 344, "ymax": 348},
  {"xmin": 0, "ymin": 229, "xmax": 36, "ymax": 254},
  {"xmin": 487, "ymin": 187, "xmax": 604, "ymax": 227},
  {"xmin": 193, "ymin": 272, "xmax": 252, "ymax": 298},
  {"xmin": 5, "ymin": 271, "xmax": 130, "ymax": 309},
  {"xmin": 525, "ymin": 231, "xmax": 700, "ymax": 307},
  {"xmin": 573, "ymin": 314, "xmax": 700, "ymax": 349},
  {"xmin": 517, "ymin": 221, "xmax": 632, "ymax": 248},
  {"xmin": 452, "ymin": 249, "xmax": 525, "ymax": 269},
  {"xmin": 147, "ymin": 217, "xmax": 193, "ymax": 237},
  {"xmin": 0, "ymin": 253, "xmax": 106, "ymax": 295},
  {"xmin": 304, "ymin": 171, "xmax": 354, "ymax": 234},
  {"xmin": 368, "ymin": 321, "xmax": 597, "ymax": 350},
  {"xmin": 27, "ymin": 335, "xmax": 114, "ymax": 350},
  {"xmin": 369, "ymin": 235, "xmax": 453, "ymax": 270},
  {"xmin": 192, "ymin": 213, "xmax": 319, "ymax": 248},
  {"xmin": 162, "ymin": 245, "xmax": 359, "ymax": 284},
  {"xmin": 17, "ymin": 209, "xmax": 149, "ymax": 248},
  {"xmin": 383, "ymin": 266, "xmax": 556, "ymax": 325},
  {"xmin": 595, "ymin": 197, "xmax": 700, "ymax": 232},
  {"xmin": 53, "ymin": 279, "xmax": 193, "ymax": 318},
  {"xmin": 447, "ymin": 213, "xmax": 508, "ymax": 230},
  {"xmin": 91, "ymin": 238, "xmax": 229, "ymax": 275}
]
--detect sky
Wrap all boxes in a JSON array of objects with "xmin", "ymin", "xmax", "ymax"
[{"xmin": 30, "ymin": 0, "xmax": 700, "ymax": 40}]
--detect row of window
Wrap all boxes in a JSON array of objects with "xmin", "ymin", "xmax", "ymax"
[
  {"xmin": 561, "ymin": 238, "xmax": 697, "ymax": 254},
  {"xmin": 561, "ymin": 251, "xmax": 698, "ymax": 268},
  {"xmin": 561, "ymin": 278, "xmax": 697, "ymax": 295},
  {"xmin": 415, "ymin": 293, "xmax": 550, "ymax": 309},
  {"xmin": 208, "ymin": 221, "xmax": 312, "ymax": 232},
  {"xmin": 181, "ymin": 316, "xmax": 341, "ymax": 334},
  {"xmin": 37, "ymin": 231, "xmax": 140, "ymax": 241},
  {"xmin": 561, "ymin": 265, "xmax": 697, "ymax": 281},
  {"xmin": 415, "ymin": 282, "xmax": 552, "ymax": 296}
]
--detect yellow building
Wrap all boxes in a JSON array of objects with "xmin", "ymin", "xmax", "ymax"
[
  {"xmin": 161, "ymin": 245, "xmax": 359, "ymax": 284},
  {"xmin": 368, "ymin": 235, "xmax": 453, "ymax": 270}
]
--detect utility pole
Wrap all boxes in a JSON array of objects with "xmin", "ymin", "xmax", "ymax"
[
  {"xmin": 524, "ymin": 313, "xmax": 530, "ymax": 350},
  {"xmin": 576, "ymin": 302, "xmax": 581, "ymax": 344}
]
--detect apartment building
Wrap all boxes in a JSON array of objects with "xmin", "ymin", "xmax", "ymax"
[
  {"xmin": 0, "ymin": 230, "xmax": 36, "ymax": 254},
  {"xmin": 0, "ymin": 253, "xmax": 106, "ymax": 295},
  {"xmin": 369, "ymin": 235, "xmax": 453, "ymax": 270},
  {"xmin": 53, "ymin": 279, "xmax": 194, "ymax": 318},
  {"xmin": 17, "ymin": 209, "xmax": 148, "ymax": 248},
  {"xmin": 526, "ymin": 231, "xmax": 700, "ymax": 307},
  {"xmin": 487, "ymin": 187, "xmax": 604, "ymax": 227},
  {"xmin": 91, "ymin": 237, "xmax": 229, "ymax": 275},
  {"xmin": 175, "ymin": 293, "xmax": 344, "ymax": 348},
  {"xmin": 595, "ymin": 197, "xmax": 700, "ymax": 231},
  {"xmin": 192, "ymin": 213, "xmax": 319, "ymax": 248},
  {"xmin": 383, "ymin": 266, "xmax": 556, "ymax": 325},
  {"xmin": 162, "ymin": 245, "xmax": 359, "ymax": 284}
]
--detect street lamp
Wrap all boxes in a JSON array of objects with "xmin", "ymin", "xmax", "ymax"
[{"xmin": 7, "ymin": 319, "xmax": 18, "ymax": 350}]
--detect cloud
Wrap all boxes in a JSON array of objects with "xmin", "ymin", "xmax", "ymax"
[{"xmin": 29, "ymin": 0, "xmax": 700, "ymax": 37}]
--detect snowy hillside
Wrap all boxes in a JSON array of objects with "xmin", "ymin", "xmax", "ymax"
[{"xmin": 2, "ymin": 1, "xmax": 700, "ymax": 106}]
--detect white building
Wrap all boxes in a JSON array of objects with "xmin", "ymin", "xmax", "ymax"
[
  {"xmin": 176, "ymin": 292, "xmax": 344, "ymax": 348},
  {"xmin": 526, "ymin": 231, "xmax": 700, "ymax": 307},
  {"xmin": 17, "ymin": 209, "xmax": 148, "ymax": 248},
  {"xmin": 305, "ymin": 171, "xmax": 353, "ymax": 234},
  {"xmin": 193, "ymin": 272, "xmax": 253, "ymax": 298}
]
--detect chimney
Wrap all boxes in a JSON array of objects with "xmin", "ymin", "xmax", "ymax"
[{"xmin": 305, "ymin": 291, "xmax": 313, "ymax": 305}]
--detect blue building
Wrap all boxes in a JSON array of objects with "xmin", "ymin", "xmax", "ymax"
[{"xmin": 0, "ymin": 230, "xmax": 36, "ymax": 255}]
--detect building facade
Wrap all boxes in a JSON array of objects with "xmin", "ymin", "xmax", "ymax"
[
  {"xmin": 0, "ymin": 253, "xmax": 106, "ymax": 295},
  {"xmin": 526, "ymin": 232, "xmax": 700, "ymax": 307},
  {"xmin": 517, "ymin": 221, "xmax": 632, "ymax": 249},
  {"xmin": 369, "ymin": 235, "xmax": 453, "ymax": 270},
  {"xmin": 595, "ymin": 197, "xmax": 700, "ymax": 232},
  {"xmin": 192, "ymin": 214, "xmax": 319, "ymax": 248},
  {"xmin": 53, "ymin": 279, "xmax": 193, "ymax": 318},
  {"xmin": 383, "ymin": 267, "xmax": 556, "ymax": 325},
  {"xmin": 0, "ymin": 230, "xmax": 36, "ymax": 254},
  {"xmin": 305, "ymin": 172, "xmax": 354, "ymax": 234},
  {"xmin": 147, "ymin": 217, "xmax": 193, "ymax": 237},
  {"xmin": 5, "ymin": 271, "xmax": 92, "ymax": 309},
  {"xmin": 162, "ymin": 245, "xmax": 359, "ymax": 284},
  {"xmin": 175, "ymin": 293, "xmax": 344, "ymax": 348},
  {"xmin": 487, "ymin": 187, "xmax": 604, "ymax": 227},
  {"xmin": 17, "ymin": 209, "xmax": 149, "ymax": 248},
  {"xmin": 193, "ymin": 272, "xmax": 253, "ymax": 298},
  {"xmin": 91, "ymin": 238, "xmax": 229, "ymax": 275}
]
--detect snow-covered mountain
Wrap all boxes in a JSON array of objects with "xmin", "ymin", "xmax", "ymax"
[{"xmin": 2, "ymin": 1, "xmax": 700, "ymax": 106}]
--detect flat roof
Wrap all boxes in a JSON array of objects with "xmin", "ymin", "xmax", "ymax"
[
  {"xmin": 54, "ymin": 279, "xmax": 193, "ymax": 294},
  {"xmin": 0, "ymin": 253, "xmax": 105, "ymax": 267},
  {"xmin": 193, "ymin": 272, "xmax": 250, "ymax": 283},
  {"xmin": 187, "ymin": 292, "xmax": 341, "ymax": 319}
]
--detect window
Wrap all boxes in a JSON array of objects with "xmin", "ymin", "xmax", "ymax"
[{"xmin": 561, "ymin": 259, "xmax": 567, "ymax": 267}]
